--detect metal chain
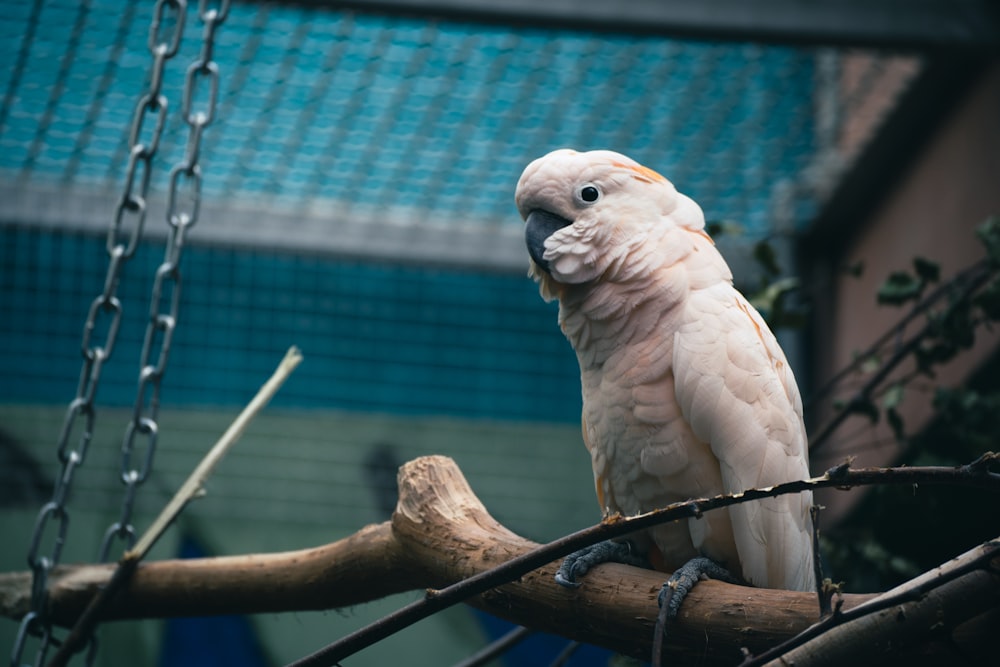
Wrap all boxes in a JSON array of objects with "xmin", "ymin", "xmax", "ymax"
[
  {"xmin": 98, "ymin": 0, "xmax": 230, "ymax": 566},
  {"xmin": 10, "ymin": 2, "xmax": 189, "ymax": 666}
]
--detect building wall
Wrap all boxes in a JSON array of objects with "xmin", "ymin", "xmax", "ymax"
[{"xmin": 812, "ymin": 63, "xmax": 1000, "ymax": 521}]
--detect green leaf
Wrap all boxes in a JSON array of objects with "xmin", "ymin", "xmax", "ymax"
[
  {"xmin": 975, "ymin": 215, "xmax": 1000, "ymax": 267},
  {"xmin": 705, "ymin": 220, "xmax": 745, "ymax": 238},
  {"xmin": 749, "ymin": 277, "xmax": 806, "ymax": 329},
  {"xmin": 860, "ymin": 354, "xmax": 881, "ymax": 373},
  {"xmin": 914, "ymin": 341, "xmax": 957, "ymax": 376},
  {"xmin": 770, "ymin": 310, "xmax": 808, "ymax": 329},
  {"xmin": 877, "ymin": 271, "xmax": 922, "ymax": 305},
  {"xmin": 938, "ymin": 301, "xmax": 976, "ymax": 349},
  {"xmin": 843, "ymin": 260, "xmax": 865, "ymax": 278},
  {"xmin": 846, "ymin": 397, "xmax": 879, "ymax": 424},
  {"xmin": 882, "ymin": 383, "xmax": 904, "ymax": 410},
  {"xmin": 973, "ymin": 276, "xmax": 1000, "ymax": 321},
  {"xmin": 913, "ymin": 257, "xmax": 940, "ymax": 284},
  {"xmin": 931, "ymin": 387, "xmax": 960, "ymax": 414},
  {"xmin": 753, "ymin": 240, "xmax": 782, "ymax": 276},
  {"xmin": 749, "ymin": 277, "xmax": 800, "ymax": 313},
  {"xmin": 887, "ymin": 407, "xmax": 905, "ymax": 441}
]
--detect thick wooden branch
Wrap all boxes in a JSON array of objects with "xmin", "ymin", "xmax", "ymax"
[{"xmin": 2, "ymin": 456, "xmax": 997, "ymax": 665}]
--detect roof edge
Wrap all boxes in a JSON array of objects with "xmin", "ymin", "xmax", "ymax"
[
  {"xmin": 801, "ymin": 54, "xmax": 991, "ymax": 259},
  {"xmin": 286, "ymin": 0, "xmax": 1000, "ymax": 50},
  {"xmin": 0, "ymin": 182, "xmax": 529, "ymax": 273}
]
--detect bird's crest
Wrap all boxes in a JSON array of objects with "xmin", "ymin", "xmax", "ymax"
[{"xmin": 610, "ymin": 160, "xmax": 667, "ymax": 185}]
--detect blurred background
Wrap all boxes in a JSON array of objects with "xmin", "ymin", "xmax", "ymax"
[{"xmin": 2, "ymin": 1, "xmax": 998, "ymax": 665}]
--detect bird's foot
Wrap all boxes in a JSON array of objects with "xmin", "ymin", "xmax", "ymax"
[
  {"xmin": 652, "ymin": 557, "xmax": 740, "ymax": 665},
  {"xmin": 657, "ymin": 556, "xmax": 739, "ymax": 618},
  {"xmin": 554, "ymin": 540, "xmax": 649, "ymax": 588}
]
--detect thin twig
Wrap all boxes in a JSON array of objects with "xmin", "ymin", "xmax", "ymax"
[
  {"xmin": 809, "ymin": 505, "xmax": 831, "ymax": 618},
  {"xmin": 287, "ymin": 453, "xmax": 1000, "ymax": 667},
  {"xmin": 805, "ymin": 259, "xmax": 990, "ymax": 412},
  {"xmin": 450, "ymin": 626, "xmax": 533, "ymax": 667},
  {"xmin": 548, "ymin": 640, "xmax": 582, "ymax": 667},
  {"xmin": 129, "ymin": 345, "xmax": 303, "ymax": 560},
  {"xmin": 46, "ymin": 346, "xmax": 303, "ymax": 667},
  {"xmin": 808, "ymin": 259, "xmax": 993, "ymax": 455},
  {"xmin": 651, "ymin": 593, "xmax": 670, "ymax": 667}
]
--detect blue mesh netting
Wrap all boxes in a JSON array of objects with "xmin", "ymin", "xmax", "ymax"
[
  {"xmin": 0, "ymin": 0, "xmax": 815, "ymax": 236},
  {"xmin": 0, "ymin": 225, "xmax": 582, "ymax": 419}
]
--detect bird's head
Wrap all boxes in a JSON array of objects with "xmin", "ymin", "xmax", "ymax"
[{"xmin": 515, "ymin": 149, "xmax": 706, "ymax": 295}]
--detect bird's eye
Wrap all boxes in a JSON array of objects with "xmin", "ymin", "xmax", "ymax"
[{"xmin": 579, "ymin": 185, "xmax": 600, "ymax": 203}]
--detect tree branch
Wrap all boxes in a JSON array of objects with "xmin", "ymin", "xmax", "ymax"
[
  {"xmin": 292, "ymin": 452, "xmax": 1000, "ymax": 666},
  {"xmin": 2, "ymin": 455, "xmax": 998, "ymax": 666},
  {"xmin": 754, "ymin": 539, "xmax": 1000, "ymax": 666}
]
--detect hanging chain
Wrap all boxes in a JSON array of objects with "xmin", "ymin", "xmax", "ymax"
[
  {"xmin": 11, "ymin": 1, "xmax": 228, "ymax": 665},
  {"xmin": 11, "ymin": 1, "xmax": 187, "ymax": 664},
  {"xmin": 98, "ymin": 0, "xmax": 229, "ymax": 565}
]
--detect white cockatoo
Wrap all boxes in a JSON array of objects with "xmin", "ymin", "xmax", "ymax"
[{"xmin": 515, "ymin": 149, "xmax": 815, "ymax": 613}]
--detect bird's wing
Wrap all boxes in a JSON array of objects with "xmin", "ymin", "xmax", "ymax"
[{"xmin": 672, "ymin": 283, "xmax": 815, "ymax": 591}]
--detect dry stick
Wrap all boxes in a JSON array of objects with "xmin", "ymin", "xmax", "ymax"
[
  {"xmin": 47, "ymin": 346, "xmax": 303, "ymax": 667},
  {"xmin": 129, "ymin": 345, "xmax": 303, "ymax": 559},
  {"xmin": 809, "ymin": 505, "xmax": 832, "ymax": 618},
  {"xmin": 287, "ymin": 453, "xmax": 1000, "ymax": 667}
]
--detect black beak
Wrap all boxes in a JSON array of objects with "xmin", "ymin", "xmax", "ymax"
[{"xmin": 525, "ymin": 209, "xmax": 572, "ymax": 273}]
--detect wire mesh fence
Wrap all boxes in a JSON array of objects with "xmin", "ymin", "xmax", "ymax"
[{"xmin": 0, "ymin": 0, "xmax": 925, "ymax": 664}]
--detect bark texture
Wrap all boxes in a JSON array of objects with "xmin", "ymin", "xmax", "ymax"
[{"xmin": 2, "ymin": 455, "xmax": 997, "ymax": 665}]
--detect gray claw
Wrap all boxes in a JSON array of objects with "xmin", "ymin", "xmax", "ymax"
[
  {"xmin": 554, "ymin": 570, "xmax": 583, "ymax": 588},
  {"xmin": 555, "ymin": 540, "xmax": 649, "ymax": 589}
]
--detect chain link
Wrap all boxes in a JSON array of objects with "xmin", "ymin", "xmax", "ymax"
[
  {"xmin": 101, "ymin": 0, "xmax": 229, "ymax": 568},
  {"xmin": 10, "ymin": 2, "xmax": 190, "ymax": 665}
]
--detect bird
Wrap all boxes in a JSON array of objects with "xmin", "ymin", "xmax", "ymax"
[{"xmin": 515, "ymin": 148, "xmax": 816, "ymax": 637}]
